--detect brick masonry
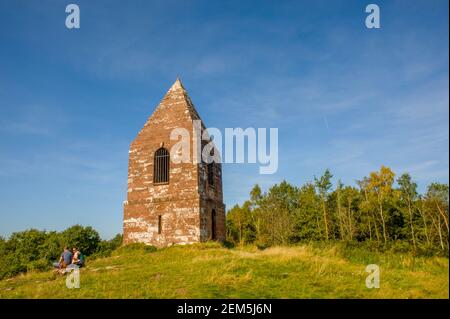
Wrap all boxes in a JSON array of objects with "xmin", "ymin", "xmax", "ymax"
[{"xmin": 123, "ymin": 79, "xmax": 226, "ymax": 247}]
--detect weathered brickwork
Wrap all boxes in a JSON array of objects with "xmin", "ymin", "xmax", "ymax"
[{"xmin": 123, "ymin": 79, "xmax": 225, "ymax": 247}]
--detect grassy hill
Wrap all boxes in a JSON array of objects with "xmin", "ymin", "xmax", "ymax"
[{"xmin": 0, "ymin": 242, "xmax": 448, "ymax": 299}]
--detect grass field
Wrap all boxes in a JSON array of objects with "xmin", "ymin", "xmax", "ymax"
[{"xmin": 0, "ymin": 242, "xmax": 448, "ymax": 299}]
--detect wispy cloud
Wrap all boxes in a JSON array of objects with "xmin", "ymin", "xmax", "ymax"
[{"xmin": 0, "ymin": 105, "xmax": 67, "ymax": 136}]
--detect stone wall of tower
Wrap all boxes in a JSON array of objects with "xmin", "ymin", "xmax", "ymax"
[
  {"xmin": 123, "ymin": 79, "xmax": 225, "ymax": 247},
  {"xmin": 198, "ymin": 147, "xmax": 226, "ymax": 242}
]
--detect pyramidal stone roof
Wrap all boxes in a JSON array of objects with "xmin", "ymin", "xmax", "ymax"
[
  {"xmin": 168, "ymin": 77, "xmax": 185, "ymax": 92},
  {"xmin": 144, "ymin": 78, "xmax": 203, "ymax": 127}
]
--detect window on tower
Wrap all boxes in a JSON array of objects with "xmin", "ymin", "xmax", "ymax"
[
  {"xmin": 207, "ymin": 162, "xmax": 215, "ymax": 187},
  {"xmin": 211, "ymin": 209, "xmax": 216, "ymax": 240},
  {"xmin": 154, "ymin": 147, "xmax": 170, "ymax": 184}
]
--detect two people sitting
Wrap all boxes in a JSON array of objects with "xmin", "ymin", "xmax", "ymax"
[{"xmin": 53, "ymin": 246, "xmax": 85, "ymax": 273}]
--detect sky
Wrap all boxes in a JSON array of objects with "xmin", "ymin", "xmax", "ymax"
[{"xmin": 0, "ymin": 0, "xmax": 448, "ymax": 239}]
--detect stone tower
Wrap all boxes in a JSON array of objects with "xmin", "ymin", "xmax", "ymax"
[{"xmin": 123, "ymin": 78, "xmax": 225, "ymax": 247}]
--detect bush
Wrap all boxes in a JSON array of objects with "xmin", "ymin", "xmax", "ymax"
[
  {"xmin": 256, "ymin": 242, "xmax": 269, "ymax": 250},
  {"xmin": 28, "ymin": 259, "xmax": 51, "ymax": 272},
  {"xmin": 60, "ymin": 225, "xmax": 101, "ymax": 256},
  {"xmin": 415, "ymin": 243, "xmax": 444, "ymax": 257},
  {"xmin": 222, "ymin": 240, "xmax": 235, "ymax": 249},
  {"xmin": 0, "ymin": 226, "xmax": 123, "ymax": 280},
  {"xmin": 6, "ymin": 229, "xmax": 48, "ymax": 265},
  {"xmin": 389, "ymin": 240, "xmax": 412, "ymax": 254},
  {"xmin": 89, "ymin": 234, "xmax": 124, "ymax": 260}
]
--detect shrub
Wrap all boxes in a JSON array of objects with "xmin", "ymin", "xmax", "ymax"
[
  {"xmin": 6, "ymin": 229, "xmax": 48, "ymax": 265},
  {"xmin": 28, "ymin": 259, "xmax": 51, "ymax": 272},
  {"xmin": 89, "ymin": 234, "xmax": 124, "ymax": 260},
  {"xmin": 415, "ymin": 243, "xmax": 444, "ymax": 257},
  {"xmin": 389, "ymin": 240, "xmax": 412, "ymax": 254},
  {"xmin": 222, "ymin": 240, "xmax": 235, "ymax": 249},
  {"xmin": 60, "ymin": 225, "xmax": 101, "ymax": 256},
  {"xmin": 256, "ymin": 242, "xmax": 269, "ymax": 250},
  {"xmin": 0, "ymin": 226, "xmax": 122, "ymax": 280}
]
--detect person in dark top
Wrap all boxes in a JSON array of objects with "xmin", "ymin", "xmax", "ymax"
[{"xmin": 53, "ymin": 246, "xmax": 73, "ymax": 270}]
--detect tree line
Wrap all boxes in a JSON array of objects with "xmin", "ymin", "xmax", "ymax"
[
  {"xmin": 226, "ymin": 166, "xmax": 449, "ymax": 255},
  {"xmin": 0, "ymin": 225, "xmax": 122, "ymax": 280}
]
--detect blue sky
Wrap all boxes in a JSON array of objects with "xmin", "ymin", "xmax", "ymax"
[{"xmin": 0, "ymin": 0, "xmax": 448, "ymax": 239}]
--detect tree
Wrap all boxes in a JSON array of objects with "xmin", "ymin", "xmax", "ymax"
[
  {"xmin": 292, "ymin": 183, "xmax": 322, "ymax": 241},
  {"xmin": 314, "ymin": 169, "xmax": 333, "ymax": 240},
  {"xmin": 60, "ymin": 225, "xmax": 101, "ymax": 255},
  {"xmin": 250, "ymin": 184, "xmax": 262, "ymax": 207},
  {"xmin": 334, "ymin": 180, "xmax": 345, "ymax": 240},
  {"xmin": 249, "ymin": 184, "xmax": 263, "ymax": 241},
  {"xmin": 338, "ymin": 185, "xmax": 360, "ymax": 241},
  {"xmin": 226, "ymin": 202, "xmax": 255, "ymax": 245},
  {"xmin": 425, "ymin": 183, "xmax": 449, "ymax": 250},
  {"xmin": 109, "ymin": 234, "xmax": 123, "ymax": 249},
  {"xmin": 94, "ymin": 234, "xmax": 124, "ymax": 258},
  {"xmin": 367, "ymin": 166, "xmax": 395, "ymax": 245},
  {"xmin": 426, "ymin": 183, "xmax": 449, "ymax": 234},
  {"xmin": 257, "ymin": 181, "xmax": 298, "ymax": 246},
  {"xmin": 0, "ymin": 225, "xmax": 119, "ymax": 280},
  {"xmin": 6, "ymin": 229, "xmax": 48, "ymax": 266},
  {"xmin": 357, "ymin": 177, "xmax": 379, "ymax": 242},
  {"xmin": 416, "ymin": 195, "xmax": 430, "ymax": 245},
  {"xmin": 397, "ymin": 173, "xmax": 418, "ymax": 249}
]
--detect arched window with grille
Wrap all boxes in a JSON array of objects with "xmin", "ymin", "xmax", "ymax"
[{"xmin": 153, "ymin": 147, "xmax": 170, "ymax": 184}]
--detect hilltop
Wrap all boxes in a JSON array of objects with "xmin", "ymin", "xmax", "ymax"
[{"xmin": 0, "ymin": 242, "xmax": 447, "ymax": 299}]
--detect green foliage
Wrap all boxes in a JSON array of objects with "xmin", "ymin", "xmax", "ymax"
[
  {"xmin": 292, "ymin": 183, "xmax": 322, "ymax": 241},
  {"xmin": 28, "ymin": 259, "xmax": 51, "ymax": 272},
  {"xmin": 222, "ymin": 240, "xmax": 235, "ymax": 249},
  {"xmin": 41, "ymin": 231, "xmax": 65, "ymax": 262},
  {"xmin": 427, "ymin": 183, "xmax": 449, "ymax": 203},
  {"xmin": 314, "ymin": 169, "xmax": 333, "ymax": 198},
  {"xmin": 6, "ymin": 229, "xmax": 48, "ymax": 265},
  {"xmin": 89, "ymin": 234, "xmax": 123, "ymax": 260},
  {"xmin": 0, "ymin": 229, "xmax": 49, "ymax": 279},
  {"xmin": 226, "ymin": 166, "xmax": 449, "ymax": 255},
  {"xmin": 0, "ymin": 225, "xmax": 122, "ymax": 280},
  {"xmin": 398, "ymin": 173, "xmax": 418, "ymax": 200},
  {"xmin": 256, "ymin": 181, "xmax": 299, "ymax": 246},
  {"xmin": 226, "ymin": 202, "xmax": 255, "ymax": 245},
  {"xmin": 60, "ymin": 225, "xmax": 101, "ymax": 256}
]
